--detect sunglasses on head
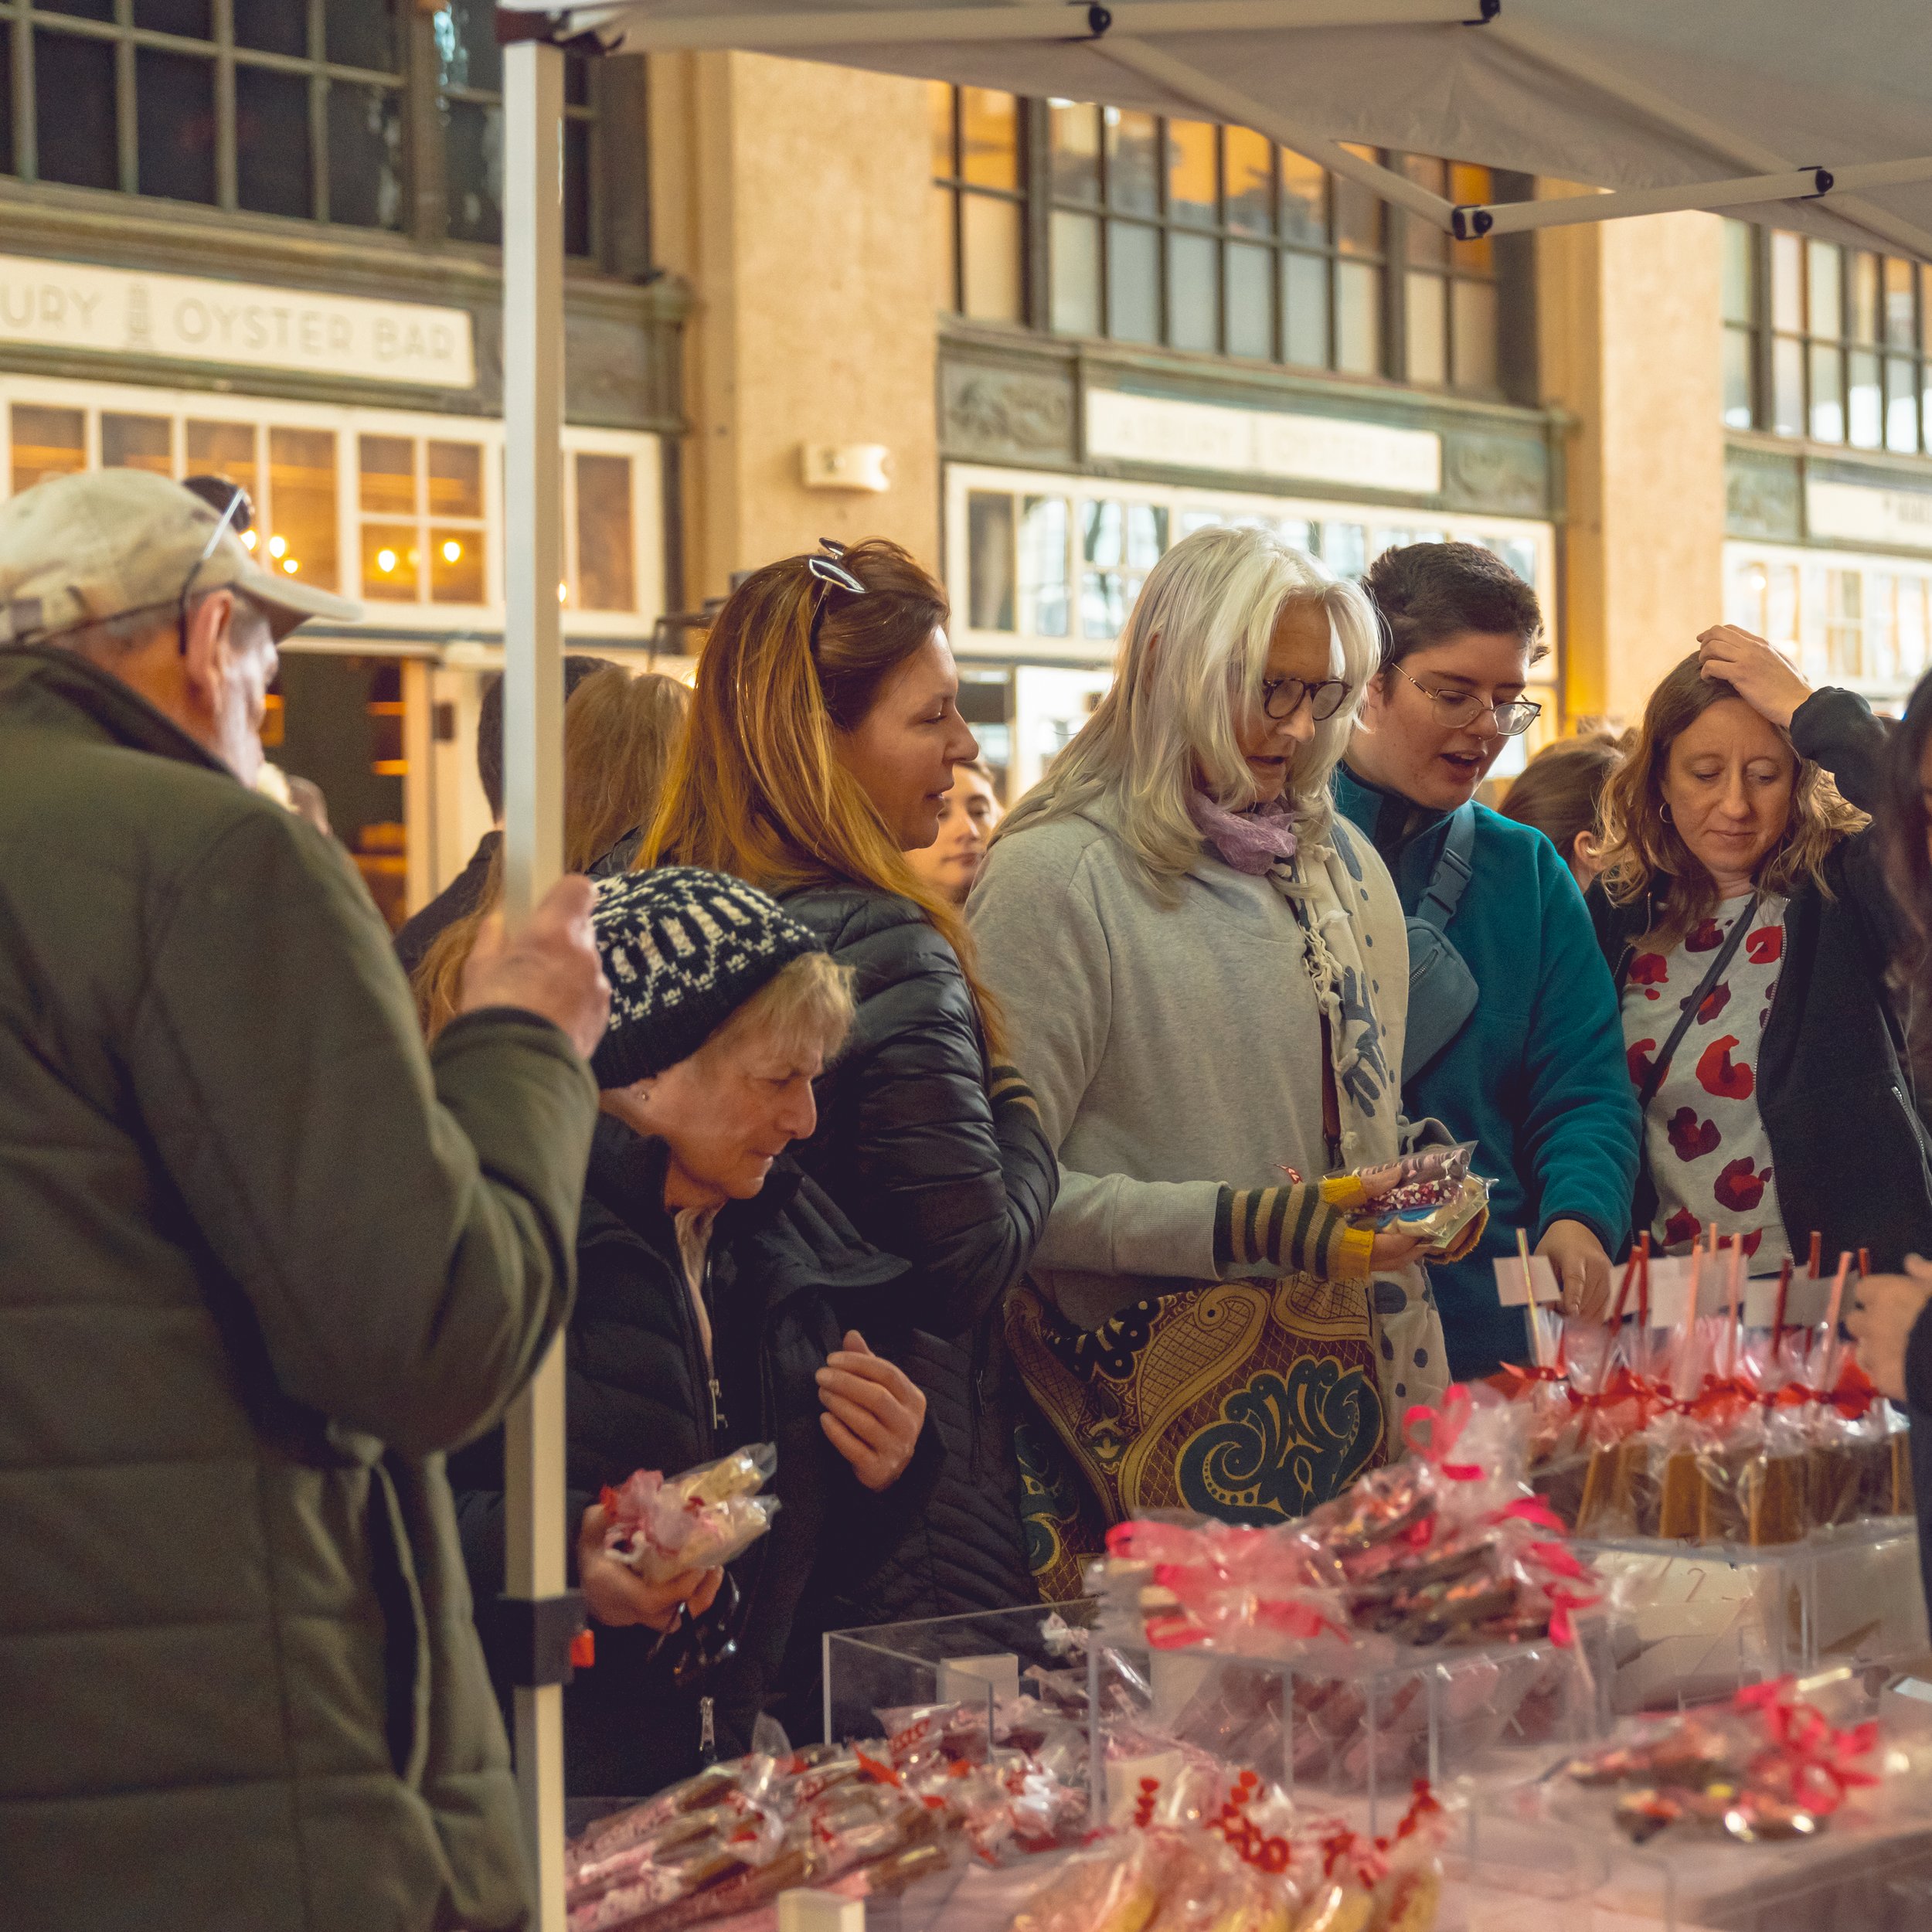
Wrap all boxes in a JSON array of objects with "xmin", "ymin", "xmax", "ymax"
[{"xmin": 806, "ymin": 537, "xmax": 866, "ymax": 653}]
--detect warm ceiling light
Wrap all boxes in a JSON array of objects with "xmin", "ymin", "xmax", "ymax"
[
  {"xmin": 557, "ymin": 581, "xmax": 567, "ymax": 603},
  {"xmin": 376, "ymin": 549, "xmax": 397, "ymax": 573},
  {"xmin": 267, "ymin": 534, "xmax": 287, "ymax": 559},
  {"xmin": 441, "ymin": 539, "xmax": 463, "ymax": 563},
  {"xmin": 282, "ymin": 559, "xmax": 299, "ymax": 575}
]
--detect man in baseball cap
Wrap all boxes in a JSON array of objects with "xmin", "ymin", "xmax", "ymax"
[{"xmin": 0, "ymin": 461, "xmax": 613, "ymax": 1930}]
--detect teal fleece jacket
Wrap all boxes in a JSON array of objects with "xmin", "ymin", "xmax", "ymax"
[{"xmin": 1335, "ymin": 762, "xmax": 1640, "ymax": 1378}]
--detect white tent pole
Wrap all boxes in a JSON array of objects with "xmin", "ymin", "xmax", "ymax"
[
  {"xmin": 1491, "ymin": 15, "xmax": 1932, "ymax": 260},
  {"xmin": 1458, "ymin": 155, "xmax": 1932, "ymax": 239},
  {"xmin": 502, "ymin": 34, "xmax": 571, "ymax": 1932},
  {"xmin": 1094, "ymin": 32, "xmax": 1458, "ymax": 228},
  {"xmin": 595, "ymin": 0, "xmax": 1474, "ymax": 51}
]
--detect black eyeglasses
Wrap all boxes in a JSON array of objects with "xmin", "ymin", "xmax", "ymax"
[
  {"xmin": 1390, "ymin": 660, "xmax": 1542, "ymax": 736},
  {"xmin": 806, "ymin": 537, "xmax": 866, "ymax": 653},
  {"xmin": 175, "ymin": 478, "xmax": 256, "ymax": 657},
  {"xmin": 1260, "ymin": 674, "xmax": 1353, "ymax": 723}
]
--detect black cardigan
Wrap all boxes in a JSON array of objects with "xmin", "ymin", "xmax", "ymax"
[
  {"xmin": 1587, "ymin": 687, "xmax": 1932, "ymax": 1281},
  {"xmin": 450, "ymin": 1117, "xmax": 926, "ymax": 1798}
]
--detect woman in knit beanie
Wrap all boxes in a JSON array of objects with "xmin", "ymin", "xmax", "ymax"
[{"xmin": 450, "ymin": 866, "xmax": 931, "ymax": 1798}]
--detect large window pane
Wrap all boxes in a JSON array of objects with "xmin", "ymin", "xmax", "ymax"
[
  {"xmin": 102, "ymin": 413, "xmax": 173, "ymax": 474},
  {"xmin": 1168, "ymin": 230, "xmax": 1217, "ymax": 352},
  {"xmin": 1048, "ymin": 100, "xmax": 1100, "ymax": 203},
  {"xmin": 1281, "ymin": 151, "xmax": 1326, "ymax": 247},
  {"xmin": 1225, "ymin": 241, "xmax": 1272, "ymax": 359},
  {"xmin": 36, "ymin": 32, "xmax": 117, "ymax": 191},
  {"xmin": 434, "ymin": 0, "xmax": 501, "ymax": 93},
  {"xmin": 1721, "ymin": 219, "xmax": 1755, "ymax": 325},
  {"xmin": 1809, "ymin": 342, "xmax": 1845, "ymax": 441},
  {"xmin": 137, "ymin": 49, "xmax": 217, "ymax": 204},
  {"xmin": 234, "ymin": 0, "xmax": 306, "ymax": 56},
  {"xmin": 1105, "ymin": 107, "xmax": 1158, "ymax": 216},
  {"xmin": 1888, "ymin": 355, "xmax": 1920, "ymax": 453},
  {"xmin": 960, "ymin": 88, "xmax": 1018, "ymax": 190},
  {"xmin": 332, "ymin": 83, "xmax": 405, "ymax": 230},
  {"xmin": 576, "ymin": 453, "xmax": 635, "ymax": 612},
  {"xmin": 1849, "ymin": 348, "xmax": 1883, "ymax": 447},
  {"xmin": 1406, "ymin": 271, "xmax": 1447, "ymax": 385},
  {"xmin": 362, "ymin": 523, "xmax": 419, "ymax": 600},
  {"xmin": 267, "ymin": 427, "xmax": 339, "ymax": 590},
  {"xmin": 236, "ymin": 66, "xmax": 312, "ymax": 219},
  {"xmin": 359, "ymin": 435, "xmax": 416, "ymax": 515},
  {"xmin": 1770, "ymin": 231, "xmax": 1803, "ymax": 332},
  {"xmin": 185, "ymin": 420, "xmax": 258, "ymax": 505},
  {"xmin": 1019, "ymin": 495, "xmax": 1070, "ymax": 638},
  {"xmin": 1283, "ymin": 250, "xmax": 1329, "ymax": 368},
  {"xmin": 328, "ymin": 0, "xmax": 401, "ymax": 74},
  {"xmin": 430, "ymin": 529, "xmax": 485, "ymax": 604},
  {"xmin": 1851, "ymin": 251, "xmax": 1881, "ymax": 343},
  {"xmin": 1107, "ymin": 220, "xmax": 1159, "ymax": 343},
  {"xmin": 1404, "ymin": 157, "xmax": 1448, "ymax": 265},
  {"xmin": 1334, "ymin": 167, "xmax": 1383, "ymax": 257},
  {"xmin": 39, "ymin": 0, "xmax": 113, "ymax": 18},
  {"xmin": 961, "ymin": 194, "xmax": 1022, "ymax": 323},
  {"xmin": 1885, "ymin": 257, "xmax": 1917, "ymax": 350},
  {"xmin": 1772, "ymin": 335, "xmax": 1804, "ymax": 437},
  {"xmin": 1166, "ymin": 120, "xmax": 1217, "ymax": 226},
  {"xmin": 428, "ymin": 442, "xmax": 483, "ymax": 519},
  {"xmin": 1808, "ymin": 240, "xmax": 1842, "ymax": 339},
  {"xmin": 1723, "ymin": 327, "xmax": 1755, "ymax": 429},
  {"xmin": 1336, "ymin": 260, "xmax": 1382, "ymax": 375},
  {"xmin": 1451, "ymin": 277, "xmax": 1498, "ymax": 393},
  {"xmin": 1225, "ymin": 127, "xmax": 1272, "ymax": 233},
  {"xmin": 12, "ymin": 405, "xmax": 85, "ymax": 493},
  {"xmin": 967, "ymin": 491, "xmax": 1015, "ymax": 631},
  {"xmin": 444, "ymin": 96, "xmax": 502, "ymax": 243},
  {"xmin": 136, "ymin": 0, "xmax": 212, "ymax": 36},
  {"xmin": 1049, "ymin": 210, "xmax": 1100, "ymax": 336}
]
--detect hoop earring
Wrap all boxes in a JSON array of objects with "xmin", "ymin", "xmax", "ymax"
[{"xmin": 1660, "ymin": 803, "xmax": 1673, "ymax": 825}]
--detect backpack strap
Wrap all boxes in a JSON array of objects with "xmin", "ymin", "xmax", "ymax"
[{"xmin": 1413, "ymin": 803, "xmax": 1477, "ymax": 935}]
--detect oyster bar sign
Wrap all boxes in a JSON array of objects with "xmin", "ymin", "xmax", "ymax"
[{"xmin": 0, "ymin": 253, "xmax": 474, "ymax": 389}]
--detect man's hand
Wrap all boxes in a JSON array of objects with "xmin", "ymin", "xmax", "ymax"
[
  {"xmin": 1696, "ymin": 624, "xmax": 1812, "ymax": 731},
  {"xmin": 461, "ymin": 873, "xmax": 611, "ymax": 1061},
  {"xmin": 1537, "ymin": 1218, "xmax": 1613, "ymax": 1321},
  {"xmin": 575, "ymin": 1502, "xmax": 723, "ymax": 1634},
  {"xmin": 1845, "ymin": 1257, "xmax": 1932, "ymax": 1402},
  {"xmin": 817, "ymin": 1331, "xmax": 927, "ymax": 1492}
]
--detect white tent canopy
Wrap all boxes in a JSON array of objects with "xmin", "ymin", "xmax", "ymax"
[
  {"xmin": 501, "ymin": 0, "xmax": 1932, "ymax": 257},
  {"xmin": 485, "ymin": 4, "xmax": 1932, "ymax": 1925}
]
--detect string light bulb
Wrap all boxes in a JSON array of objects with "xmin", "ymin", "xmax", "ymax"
[
  {"xmin": 376, "ymin": 549, "xmax": 397, "ymax": 574},
  {"xmin": 267, "ymin": 535, "xmax": 287, "ymax": 559},
  {"xmin": 441, "ymin": 539, "xmax": 463, "ymax": 563}
]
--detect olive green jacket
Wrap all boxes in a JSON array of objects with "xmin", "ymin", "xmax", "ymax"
[{"xmin": 0, "ymin": 648, "xmax": 597, "ymax": 1932}]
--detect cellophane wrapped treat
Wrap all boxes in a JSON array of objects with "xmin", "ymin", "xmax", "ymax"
[
  {"xmin": 1345, "ymin": 1142, "xmax": 1491, "ymax": 1258},
  {"xmin": 564, "ymin": 1701, "xmax": 1088, "ymax": 1932},
  {"xmin": 600, "ymin": 1444, "xmax": 779, "ymax": 1583}
]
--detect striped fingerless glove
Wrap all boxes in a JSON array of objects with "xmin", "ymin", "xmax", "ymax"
[
  {"xmin": 988, "ymin": 1063, "xmax": 1039, "ymax": 1117},
  {"xmin": 1214, "ymin": 1175, "xmax": 1376, "ymax": 1283}
]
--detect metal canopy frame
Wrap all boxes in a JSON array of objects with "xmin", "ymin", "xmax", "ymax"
[{"xmin": 489, "ymin": 5, "xmax": 1932, "ymax": 1927}]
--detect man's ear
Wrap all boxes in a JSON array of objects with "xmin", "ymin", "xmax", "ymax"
[{"xmin": 178, "ymin": 587, "xmax": 236, "ymax": 712}]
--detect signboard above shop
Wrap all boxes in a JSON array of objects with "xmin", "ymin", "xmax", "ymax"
[
  {"xmin": 0, "ymin": 253, "xmax": 474, "ymax": 390},
  {"xmin": 1806, "ymin": 474, "xmax": 1932, "ymax": 554},
  {"xmin": 1085, "ymin": 388, "xmax": 1443, "ymax": 498}
]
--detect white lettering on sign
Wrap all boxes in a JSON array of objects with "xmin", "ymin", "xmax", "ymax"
[
  {"xmin": 1807, "ymin": 477, "xmax": 1932, "ymax": 553},
  {"xmin": 0, "ymin": 253, "xmax": 474, "ymax": 389},
  {"xmin": 1085, "ymin": 388, "xmax": 1442, "ymax": 495}
]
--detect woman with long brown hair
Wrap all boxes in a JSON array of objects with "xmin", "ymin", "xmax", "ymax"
[
  {"xmin": 414, "ymin": 664, "xmax": 689, "ymax": 1035},
  {"xmin": 1590, "ymin": 624, "xmax": 1932, "ymax": 1277},
  {"xmin": 638, "ymin": 538, "xmax": 1056, "ymax": 1623}
]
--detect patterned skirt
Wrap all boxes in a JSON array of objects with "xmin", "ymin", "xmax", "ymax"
[{"xmin": 1006, "ymin": 1273, "xmax": 1387, "ymax": 1602}]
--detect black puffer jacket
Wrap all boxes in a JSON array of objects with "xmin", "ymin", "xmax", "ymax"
[
  {"xmin": 1588, "ymin": 687, "xmax": 1932, "ymax": 1273},
  {"xmin": 450, "ymin": 1115, "xmax": 923, "ymax": 1799},
  {"xmin": 777, "ymin": 883, "xmax": 1059, "ymax": 1634}
]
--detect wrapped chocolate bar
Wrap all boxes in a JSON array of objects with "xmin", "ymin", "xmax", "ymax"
[
  {"xmin": 600, "ymin": 1444, "xmax": 780, "ymax": 1584},
  {"xmin": 1344, "ymin": 1141, "xmax": 1490, "ymax": 1259}
]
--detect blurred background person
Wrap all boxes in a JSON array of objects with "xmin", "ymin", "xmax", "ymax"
[
  {"xmin": 449, "ymin": 869, "xmax": 930, "ymax": 1798},
  {"xmin": 640, "ymin": 538, "xmax": 1056, "ymax": 1641},
  {"xmin": 393, "ymin": 651, "xmax": 622, "ymax": 976},
  {"xmin": 1592, "ymin": 625, "xmax": 1932, "ymax": 1278},
  {"xmin": 1499, "ymin": 730, "xmax": 1622, "ymax": 890},
  {"xmin": 412, "ymin": 665, "xmax": 689, "ymax": 1035},
  {"xmin": 970, "ymin": 526, "xmax": 1447, "ymax": 1597},
  {"xmin": 906, "ymin": 757, "xmax": 1002, "ymax": 906},
  {"xmin": 1339, "ymin": 542, "xmax": 1638, "ymax": 1379}
]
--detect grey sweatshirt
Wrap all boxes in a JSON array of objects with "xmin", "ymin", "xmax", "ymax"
[{"xmin": 968, "ymin": 804, "xmax": 1410, "ymax": 1330}]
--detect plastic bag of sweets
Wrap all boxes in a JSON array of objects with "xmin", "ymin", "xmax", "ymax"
[
  {"xmin": 1341, "ymin": 1141, "xmax": 1492, "ymax": 1261},
  {"xmin": 600, "ymin": 1445, "xmax": 780, "ymax": 1585}
]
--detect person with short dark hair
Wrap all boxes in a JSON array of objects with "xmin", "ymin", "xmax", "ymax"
[
  {"xmin": 1336, "ymin": 542, "xmax": 1639, "ymax": 1379},
  {"xmin": 393, "ymin": 652, "xmax": 619, "ymax": 976},
  {"xmin": 1500, "ymin": 730, "xmax": 1623, "ymax": 889}
]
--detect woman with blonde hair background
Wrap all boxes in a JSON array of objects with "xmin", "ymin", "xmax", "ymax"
[
  {"xmin": 639, "ymin": 538, "xmax": 1056, "ymax": 1625},
  {"xmin": 969, "ymin": 525, "xmax": 1461, "ymax": 1596},
  {"xmin": 413, "ymin": 664, "xmax": 689, "ymax": 1034},
  {"xmin": 1590, "ymin": 624, "xmax": 1932, "ymax": 1276}
]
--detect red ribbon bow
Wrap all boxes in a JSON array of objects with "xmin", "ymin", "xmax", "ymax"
[{"xmin": 1403, "ymin": 1385, "xmax": 1484, "ymax": 1481}]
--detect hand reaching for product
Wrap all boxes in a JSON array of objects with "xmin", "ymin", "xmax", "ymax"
[{"xmin": 818, "ymin": 1331, "xmax": 927, "ymax": 1492}]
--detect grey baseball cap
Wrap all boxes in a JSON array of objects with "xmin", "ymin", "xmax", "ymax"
[{"xmin": 0, "ymin": 467, "xmax": 362, "ymax": 645}]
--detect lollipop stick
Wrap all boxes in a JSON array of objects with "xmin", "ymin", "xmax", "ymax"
[
  {"xmin": 1821, "ymin": 1252, "xmax": 1852, "ymax": 1385},
  {"xmin": 1725, "ymin": 1237, "xmax": 1747, "ymax": 1379},
  {"xmin": 1517, "ymin": 1226, "xmax": 1548, "ymax": 1369},
  {"xmin": 1808, "ymin": 1230, "xmax": 1822, "ymax": 1280},
  {"xmin": 1772, "ymin": 1255, "xmax": 1794, "ymax": 1352}
]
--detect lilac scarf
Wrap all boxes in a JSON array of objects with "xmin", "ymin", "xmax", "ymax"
[{"xmin": 1188, "ymin": 789, "xmax": 1300, "ymax": 875}]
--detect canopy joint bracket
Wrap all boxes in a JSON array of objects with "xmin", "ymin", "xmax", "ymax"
[
  {"xmin": 1451, "ymin": 204, "xmax": 1493, "ymax": 240},
  {"xmin": 1802, "ymin": 166, "xmax": 1835, "ymax": 199},
  {"xmin": 1080, "ymin": 3, "xmax": 1113, "ymax": 38},
  {"xmin": 1463, "ymin": 0, "xmax": 1500, "ymax": 22}
]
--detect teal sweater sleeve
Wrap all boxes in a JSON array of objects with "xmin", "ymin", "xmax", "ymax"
[{"xmin": 1515, "ymin": 841, "xmax": 1641, "ymax": 1252}]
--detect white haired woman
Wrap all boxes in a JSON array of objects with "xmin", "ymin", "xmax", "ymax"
[{"xmin": 968, "ymin": 525, "xmax": 1461, "ymax": 1594}]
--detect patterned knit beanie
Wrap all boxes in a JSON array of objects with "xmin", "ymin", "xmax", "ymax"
[{"xmin": 590, "ymin": 866, "xmax": 823, "ymax": 1088}]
